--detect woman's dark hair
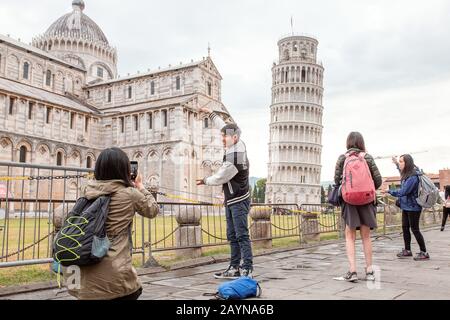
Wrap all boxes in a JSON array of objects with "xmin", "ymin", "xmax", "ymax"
[
  {"xmin": 445, "ymin": 185, "xmax": 450, "ymax": 194},
  {"xmin": 346, "ymin": 132, "xmax": 366, "ymax": 152},
  {"xmin": 400, "ymin": 154, "xmax": 416, "ymax": 181},
  {"xmin": 94, "ymin": 148, "xmax": 133, "ymax": 187}
]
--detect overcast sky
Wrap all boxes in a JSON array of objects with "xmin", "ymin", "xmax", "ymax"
[{"xmin": 1, "ymin": 0, "xmax": 449, "ymax": 181}]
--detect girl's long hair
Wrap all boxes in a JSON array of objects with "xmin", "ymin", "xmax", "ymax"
[
  {"xmin": 400, "ymin": 154, "xmax": 416, "ymax": 181},
  {"xmin": 94, "ymin": 148, "xmax": 133, "ymax": 187},
  {"xmin": 346, "ymin": 132, "xmax": 366, "ymax": 152}
]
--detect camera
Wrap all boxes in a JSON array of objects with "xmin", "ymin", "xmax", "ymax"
[{"xmin": 130, "ymin": 161, "xmax": 138, "ymax": 181}]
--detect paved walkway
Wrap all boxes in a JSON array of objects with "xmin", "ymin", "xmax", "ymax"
[{"xmin": 3, "ymin": 227, "xmax": 450, "ymax": 300}]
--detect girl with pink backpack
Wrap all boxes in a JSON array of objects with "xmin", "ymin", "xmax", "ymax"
[{"xmin": 333, "ymin": 132, "xmax": 382, "ymax": 283}]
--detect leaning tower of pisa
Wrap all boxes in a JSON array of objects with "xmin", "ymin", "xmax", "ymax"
[{"xmin": 266, "ymin": 35, "xmax": 324, "ymax": 205}]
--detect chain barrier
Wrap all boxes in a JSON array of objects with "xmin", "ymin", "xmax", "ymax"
[
  {"xmin": 0, "ymin": 173, "xmax": 94, "ymax": 182},
  {"xmin": 0, "ymin": 231, "xmax": 55, "ymax": 260}
]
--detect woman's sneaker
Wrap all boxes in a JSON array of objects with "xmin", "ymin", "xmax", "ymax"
[
  {"xmin": 414, "ymin": 252, "xmax": 430, "ymax": 261},
  {"xmin": 214, "ymin": 266, "xmax": 240, "ymax": 279},
  {"xmin": 333, "ymin": 271, "xmax": 358, "ymax": 282},
  {"xmin": 397, "ymin": 249, "xmax": 413, "ymax": 258}
]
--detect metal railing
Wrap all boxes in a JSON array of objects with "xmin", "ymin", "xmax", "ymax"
[
  {"xmin": 0, "ymin": 161, "xmax": 93, "ymax": 268},
  {"xmin": 0, "ymin": 161, "xmax": 306, "ymax": 268},
  {"xmin": 298, "ymin": 199, "xmax": 445, "ymax": 239},
  {"xmin": 0, "ymin": 160, "xmax": 446, "ymax": 269}
]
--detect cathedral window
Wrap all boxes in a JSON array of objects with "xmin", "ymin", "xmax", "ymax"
[
  {"xmin": 19, "ymin": 146, "xmax": 27, "ymax": 163},
  {"xmin": 23, "ymin": 62, "xmax": 29, "ymax": 79},
  {"xmin": 120, "ymin": 117, "xmax": 125, "ymax": 133},
  {"xmin": 8, "ymin": 97, "xmax": 15, "ymax": 115},
  {"xmin": 162, "ymin": 110, "xmax": 168, "ymax": 127},
  {"xmin": 45, "ymin": 70, "xmax": 52, "ymax": 86},
  {"xmin": 70, "ymin": 112, "xmax": 75, "ymax": 129},
  {"xmin": 97, "ymin": 67, "xmax": 104, "ymax": 78},
  {"xmin": 46, "ymin": 107, "xmax": 52, "ymax": 124},
  {"xmin": 127, "ymin": 86, "xmax": 132, "ymax": 99},
  {"xmin": 28, "ymin": 102, "xmax": 34, "ymax": 120},
  {"xmin": 86, "ymin": 156, "xmax": 92, "ymax": 169},
  {"xmin": 134, "ymin": 115, "xmax": 139, "ymax": 131},
  {"xmin": 148, "ymin": 113, "xmax": 153, "ymax": 129},
  {"xmin": 107, "ymin": 89, "xmax": 112, "ymax": 102},
  {"xmin": 87, "ymin": 90, "xmax": 90, "ymax": 99},
  {"xmin": 56, "ymin": 152, "xmax": 63, "ymax": 166},
  {"xmin": 85, "ymin": 117, "xmax": 89, "ymax": 132},
  {"xmin": 150, "ymin": 81, "xmax": 155, "ymax": 95},
  {"xmin": 207, "ymin": 82, "xmax": 212, "ymax": 96},
  {"xmin": 176, "ymin": 76, "xmax": 181, "ymax": 90},
  {"xmin": 204, "ymin": 118, "xmax": 209, "ymax": 128}
]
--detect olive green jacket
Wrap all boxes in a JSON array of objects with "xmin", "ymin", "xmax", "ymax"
[{"xmin": 65, "ymin": 180, "xmax": 159, "ymax": 300}]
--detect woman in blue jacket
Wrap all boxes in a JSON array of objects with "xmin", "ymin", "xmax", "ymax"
[{"xmin": 389, "ymin": 154, "xmax": 430, "ymax": 261}]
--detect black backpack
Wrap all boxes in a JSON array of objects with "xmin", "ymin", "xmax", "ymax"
[{"xmin": 53, "ymin": 196, "xmax": 111, "ymax": 267}]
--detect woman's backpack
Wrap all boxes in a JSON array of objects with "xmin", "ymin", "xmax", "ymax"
[
  {"xmin": 204, "ymin": 277, "xmax": 262, "ymax": 300},
  {"xmin": 53, "ymin": 196, "xmax": 111, "ymax": 267},
  {"xmin": 416, "ymin": 173, "xmax": 440, "ymax": 209},
  {"xmin": 341, "ymin": 152, "xmax": 376, "ymax": 206}
]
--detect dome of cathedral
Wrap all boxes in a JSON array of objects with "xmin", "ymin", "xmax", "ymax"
[{"xmin": 44, "ymin": 0, "xmax": 109, "ymax": 45}]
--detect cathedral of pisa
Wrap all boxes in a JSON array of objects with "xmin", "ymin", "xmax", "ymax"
[
  {"xmin": 265, "ymin": 35, "xmax": 324, "ymax": 205},
  {"xmin": 0, "ymin": 0, "xmax": 229, "ymax": 202}
]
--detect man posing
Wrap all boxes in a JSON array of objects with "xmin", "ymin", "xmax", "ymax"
[{"xmin": 197, "ymin": 108, "xmax": 253, "ymax": 279}]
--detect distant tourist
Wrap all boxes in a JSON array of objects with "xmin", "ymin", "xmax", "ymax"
[
  {"xmin": 389, "ymin": 155, "xmax": 430, "ymax": 261},
  {"xmin": 441, "ymin": 185, "xmax": 450, "ymax": 231},
  {"xmin": 66, "ymin": 147, "xmax": 159, "ymax": 300},
  {"xmin": 333, "ymin": 132, "xmax": 382, "ymax": 283},
  {"xmin": 197, "ymin": 107, "xmax": 253, "ymax": 279}
]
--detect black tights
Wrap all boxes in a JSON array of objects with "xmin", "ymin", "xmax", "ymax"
[
  {"xmin": 442, "ymin": 207, "xmax": 450, "ymax": 227},
  {"xmin": 402, "ymin": 210, "xmax": 427, "ymax": 253}
]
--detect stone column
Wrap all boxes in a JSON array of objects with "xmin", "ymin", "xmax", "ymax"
[
  {"xmin": 53, "ymin": 202, "xmax": 75, "ymax": 232},
  {"xmin": 249, "ymin": 207, "xmax": 272, "ymax": 249},
  {"xmin": 175, "ymin": 206, "xmax": 202, "ymax": 259},
  {"xmin": 302, "ymin": 213, "xmax": 320, "ymax": 242}
]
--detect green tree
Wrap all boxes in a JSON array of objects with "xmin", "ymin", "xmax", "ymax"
[
  {"xmin": 256, "ymin": 179, "xmax": 267, "ymax": 203},
  {"xmin": 251, "ymin": 185, "xmax": 258, "ymax": 203},
  {"xmin": 321, "ymin": 186, "xmax": 327, "ymax": 204}
]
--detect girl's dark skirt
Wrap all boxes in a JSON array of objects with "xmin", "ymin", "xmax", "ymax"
[{"xmin": 341, "ymin": 202, "xmax": 378, "ymax": 230}]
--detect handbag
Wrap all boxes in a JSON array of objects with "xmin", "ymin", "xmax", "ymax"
[
  {"xmin": 328, "ymin": 185, "xmax": 342, "ymax": 207},
  {"xmin": 445, "ymin": 197, "xmax": 450, "ymax": 209}
]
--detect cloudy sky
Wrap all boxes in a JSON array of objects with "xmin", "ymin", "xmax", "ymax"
[{"xmin": 1, "ymin": 0, "xmax": 449, "ymax": 182}]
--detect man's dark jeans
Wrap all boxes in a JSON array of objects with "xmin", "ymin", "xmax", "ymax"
[{"xmin": 226, "ymin": 198, "xmax": 253, "ymax": 270}]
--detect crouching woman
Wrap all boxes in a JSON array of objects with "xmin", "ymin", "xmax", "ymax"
[{"xmin": 65, "ymin": 147, "xmax": 159, "ymax": 300}]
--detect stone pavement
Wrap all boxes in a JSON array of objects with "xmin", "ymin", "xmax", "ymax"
[{"xmin": 3, "ymin": 227, "xmax": 450, "ymax": 300}]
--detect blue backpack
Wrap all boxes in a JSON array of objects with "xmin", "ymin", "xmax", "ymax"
[{"xmin": 206, "ymin": 277, "xmax": 262, "ymax": 300}]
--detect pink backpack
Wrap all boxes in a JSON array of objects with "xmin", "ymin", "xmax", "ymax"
[{"xmin": 341, "ymin": 152, "xmax": 376, "ymax": 206}]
